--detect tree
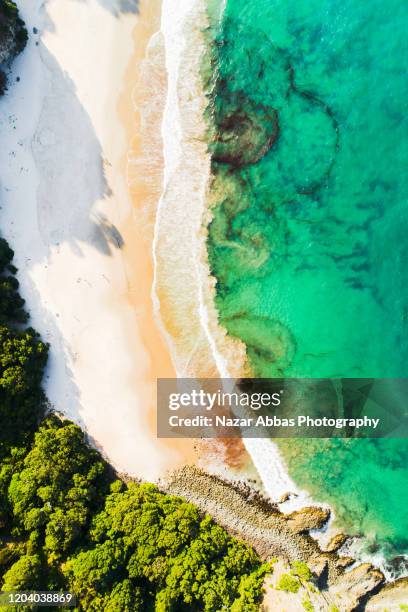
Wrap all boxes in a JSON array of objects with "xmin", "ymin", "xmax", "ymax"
[
  {"xmin": 8, "ymin": 416, "xmax": 110, "ymax": 563},
  {"xmin": 0, "ymin": 238, "xmax": 27, "ymax": 325},
  {"xmin": 65, "ymin": 482, "xmax": 268, "ymax": 611},
  {"xmin": 1, "ymin": 554, "xmax": 42, "ymax": 591},
  {"xmin": 0, "ymin": 325, "xmax": 48, "ymax": 456}
]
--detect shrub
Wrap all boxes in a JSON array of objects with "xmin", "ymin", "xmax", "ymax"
[
  {"xmin": 291, "ymin": 560, "xmax": 313, "ymax": 582},
  {"xmin": 276, "ymin": 573, "xmax": 301, "ymax": 593},
  {"xmin": 302, "ymin": 597, "xmax": 314, "ymax": 611}
]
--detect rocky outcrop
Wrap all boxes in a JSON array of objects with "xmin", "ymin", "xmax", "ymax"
[
  {"xmin": 308, "ymin": 555, "xmax": 328, "ymax": 579},
  {"xmin": 326, "ymin": 533, "xmax": 349, "ymax": 552},
  {"xmin": 162, "ymin": 466, "xmax": 344, "ymax": 584},
  {"xmin": 286, "ymin": 506, "xmax": 331, "ymax": 533},
  {"xmin": 365, "ymin": 576, "xmax": 408, "ymax": 611},
  {"xmin": 335, "ymin": 556, "xmax": 355, "ymax": 569},
  {"xmin": 163, "ymin": 467, "xmax": 406, "ymax": 612},
  {"xmin": 329, "ymin": 563, "xmax": 384, "ymax": 611}
]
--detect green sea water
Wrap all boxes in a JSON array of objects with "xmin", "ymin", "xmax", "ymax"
[{"xmin": 205, "ymin": 0, "xmax": 408, "ymax": 564}]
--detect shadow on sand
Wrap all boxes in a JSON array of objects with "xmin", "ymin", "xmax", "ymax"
[
  {"xmin": 32, "ymin": 47, "xmax": 124, "ymax": 257},
  {"xmin": 77, "ymin": 0, "xmax": 139, "ymax": 16}
]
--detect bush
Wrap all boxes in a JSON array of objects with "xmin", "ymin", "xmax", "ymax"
[
  {"xmin": 302, "ymin": 597, "xmax": 314, "ymax": 611},
  {"xmin": 0, "ymin": 325, "xmax": 48, "ymax": 456},
  {"xmin": 2, "ymin": 554, "xmax": 42, "ymax": 590},
  {"xmin": 0, "ymin": 0, "xmax": 28, "ymax": 55},
  {"xmin": 291, "ymin": 560, "xmax": 313, "ymax": 582},
  {"xmin": 0, "ymin": 238, "xmax": 27, "ymax": 324},
  {"xmin": 2, "ymin": 413, "xmax": 268, "ymax": 610},
  {"xmin": 276, "ymin": 573, "xmax": 301, "ymax": 593},
  {"xmin": 8, "ymin": 416, "xmax": 110, "ymax": 563}
]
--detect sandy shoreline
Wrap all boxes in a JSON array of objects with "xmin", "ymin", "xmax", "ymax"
[
  {"xmin": 0, "ymin": 0, "xmax": 195, "ymax": 481},
  {"xmin": 153, "ymin": 0, "xmax": 306, "ymax": 502}
]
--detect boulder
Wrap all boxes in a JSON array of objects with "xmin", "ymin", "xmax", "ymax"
[
  {"xmin": 279, "ymin": 491, "xmax": 297, "ymax": 504},
  {"xmin": 365, "ymin": 576, "xmax": 408, "ymax": 611},
  {"xmin": 335, "ymin": 556, "xmax": 355, "ymax": 570},
  {"xmin": 326, "ymin": 533, "xmax": 349, "ymax": 552},
  {"xmin": 286, "ymin": 506, "xmax": 331, "ymax": 533},
  {"xmin": 308, "ymin": 555, "xmax": 328, "ymax": 579}
]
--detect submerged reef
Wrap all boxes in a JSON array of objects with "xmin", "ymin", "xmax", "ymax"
[
  {"xmin": 205, "ymin": 15, "xmax": 339, "ymax": 377},
  {"xmin": 204, "ymin": 5, "xmax": 408, "ymax": 379},
  {"xmin": 211, "ymin": 90, "xmax": 279, "ymax": 167}
]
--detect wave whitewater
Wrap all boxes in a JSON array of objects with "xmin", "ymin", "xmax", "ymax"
[{"xmin": 153, "ymin": 0, "xmax": 308, "ymax": 506}]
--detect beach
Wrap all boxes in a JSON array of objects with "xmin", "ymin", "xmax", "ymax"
[
  {"xmin": 0, "ymin": 0, "xmax": 342, "ymax": 539},
  {"xmin": 1, "ymin": 0, "xmax": 407, "ymax": 600},
  {"xmin": 0, "ymin": 0, "xmax": 295, "ymax": 498},
  {"xmin": 0, "ymin": 0, "xmax": 195, "ymax": 481}
]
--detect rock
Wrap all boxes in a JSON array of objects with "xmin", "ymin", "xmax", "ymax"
[
  {"xmin": 335, "ymin": 556, "xmax": 355, "ymax": 569},
  {"xmin": 308, "ymin": 556, "xmax": 328, "ymax": 579},
  {"xmin": 279, "ymin": 491, "xmax": 297, "ymax": 504},
  {"xmin": 329, "ymin": 563, "xmax": 384, "ymax": 611},
  {"xmin": 326, "ymin": 533, "xmax": 349, "ymax": 552},
  {"xmin": 286, "ymin": 506, "xmax": 331, "ymax": 533},
  {"xmin": 365, "ymin": 576, "xmax": 408, "ymax": 611}
]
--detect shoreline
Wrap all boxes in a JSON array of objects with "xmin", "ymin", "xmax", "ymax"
[
  {"xmin": 157, "ymin": 0, "xmax": 309, "ymax": 500},
  {"xmin": 0, "ymin": 0, "xmax": 196, "ymax": 482}
]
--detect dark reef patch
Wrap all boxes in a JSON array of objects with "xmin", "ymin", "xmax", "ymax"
[{"xmin": 211, "ymin": 90, "xmax": 279, "ymax": 167}]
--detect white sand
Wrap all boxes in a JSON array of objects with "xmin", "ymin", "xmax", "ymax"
[{"xmin": 0, "ymin": 0, "xmax": 185, "ymax": 480}]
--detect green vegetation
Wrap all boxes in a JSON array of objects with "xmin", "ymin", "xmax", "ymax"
[
  {"xmin": 0, "ymin": 20, "xmax": 269, "ymax": 603},
  {"xmin": 2, "ymin": 416, "xmax": 269, "ymax": 609},
  {"xmin": 0, "ymin": 238, "xmax": 28, "ymax": 325},
  {"xmin": 0, "ymin": 0, "xmax": 27, "ymax": 91},
  {"xmin": 66, "ymin": 480, "xmax": 268, "ymax": 610},
  {"xmin": 302, "ymin": 598, "xmax": 314, "ymax": 612},
  {"xmin": 0, "ymin": 324, "xmax": 48, "ymax": 457},
  {"xmin": 399, "ymin": 605, "xmax": 408, "ymax": 611},
  {"xmin": 276, "ymin": 573, "xmax": 301, "ymax": 594},
  {"xmin": 291, "ymin": 561, "xmax": 313, "ymax": 582}
]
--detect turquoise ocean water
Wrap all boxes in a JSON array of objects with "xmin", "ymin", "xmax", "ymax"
[{"xmin": 205, "ymin": 0, "xmax": 408, "ymax": 567}]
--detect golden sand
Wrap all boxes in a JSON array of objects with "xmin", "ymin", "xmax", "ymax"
[{"xmin": 117, "ymin": 0, "xmax": 197, "ymax": 466}]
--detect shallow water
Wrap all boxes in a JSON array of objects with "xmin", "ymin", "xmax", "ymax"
[{"xmin": 205, "ymin": 0, "xmax": 408, "ymax": 561}]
